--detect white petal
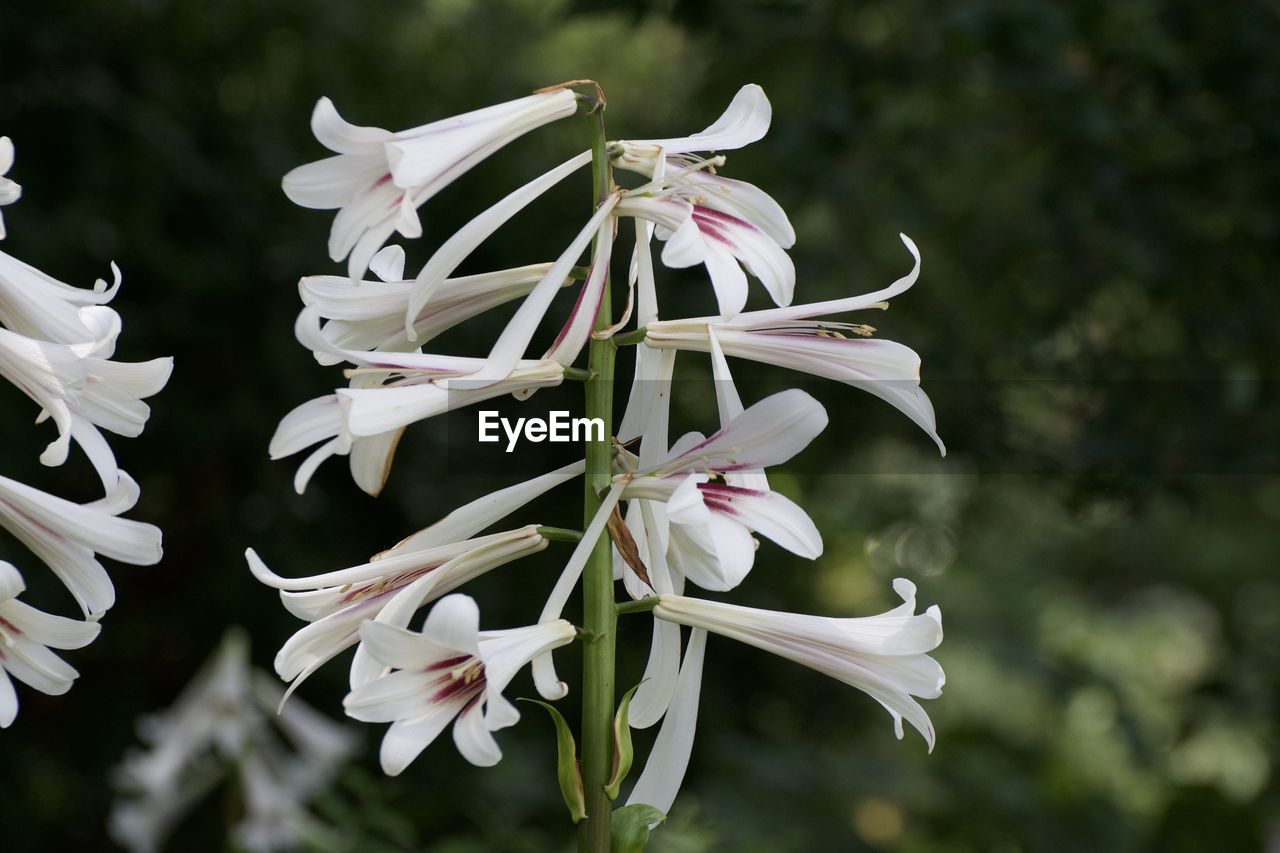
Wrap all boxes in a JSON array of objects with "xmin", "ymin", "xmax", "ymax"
[
  {"xmin": 386, "ymin": 459, "xmax": 584, "ymax": 555},
  {"xmin": 626, "ymin": 628, "xmax": 706, "ymax": 817},
  {"xmin": 282, "ymin": 152, "xmax": 387, "ymax": 210},
  {"xmin": 632, "ymin": 84, "xmax": 771, "ymax": 155},
  {"xmin": 357, "ymin": 621, "xmax": 459, "ymax": 671},
  {"xmin": 368, "ymin": 245, "xmax": 406, "ymax": 282},
  {"xmin": 628, "ymin": 619, "xmax": 681, "ymax": 729},
  {"xmin": 729, "ymin": 233, "xmax": 921, "ymax": 326},
  {"xmin": 269, "ymin": 395, "xmax": 344, "ymax": 459},
  {"xmin": 643, "ymin": 388, "xmax": 828, "ymax": 477},
  {"xmin": 2, "ymin": 599, "xmax": 100, "ymax": 649},
  {"xmin": 377, "ymin": 696, "xmax": 470, "ymax": 776},
  {"xmin": 0, "ymin": 668, "xmax": 16, "ymax": 727},
  {"xmin": 452, "ymin": 698, "xmax": 503, "ymax": 766},
  {"xmin": 348, "ymin": 428, "xmax": 403, "ymax": 497},
  {"xmin": 309, "ymin": 97, "xmax": 393, "ymax": 154},
  {"xmin": 699, "ymin": 484, "xmax": 822, "ymax": 559},
  {"xmin": 420, "ymin": 594, "xmax": 481, "ymax": 657},
  {"xmin": 467, "ymin": 195, "xmax": 618, "ymax": 386},
  {"xmin": 701, "ymin": 241, "xmax": 748, "ymax": 319}
]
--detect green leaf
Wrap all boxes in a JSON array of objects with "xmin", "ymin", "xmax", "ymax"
[
  {"xmin": 605, "ymin": 683, "xmax": 642, "ymax": 800},
  {"xmin": 519, "ymin": 698, "xmax": 587, "ymax": 823},
  {"xmin": 611, "ymin": 803, "xmax": 666, "ymax": 852}
]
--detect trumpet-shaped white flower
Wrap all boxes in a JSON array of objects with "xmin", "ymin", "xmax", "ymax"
[
  {"xmin": 298, "ymin": 244, "xmax": 567, "ymax": 363},
  {"xmin": 339, "ymin": 359, "xmax": 567, "ymax": 437},
  {"xmin": 0, "ymin": 136, "xmax": 19, "ymax": 240},
  {"xmin": 247, "ymin": 460, "xmax": 583, "ymax": 699},
  {"xmin": 0, "ymin": 471, "xmax": 163, "ymax": 618},
  {"xmin": 111, "ymin": 629, "xmax": 357, "ymax": 853},
  {"xmin": 0, "ymin": 321, "xmax": 173, "ymax": 485},
  {"xmin": 655, "ymin": 579, "xmax": 945, "ymax": 748},
  {"xmin": 0, "ymin": 561, "xmax": 100, "ymax": 728},
  {"xmin": 344, "ymin": 594, "xmax": 576, "ymax": 775},
  {"xmin": 0, "ymin": 252, "xmax": 122, "ymax": 347},
  {"xmin": 645, "ymin": 234, "xmax": 945, "ymax": 454},
  {"xmin": 621, "ymin": 388, "xmax": 826, "ymax": 591},
  {"xmin": 282, "ymin": 90, "xmax": 579, "ymax": 279}
]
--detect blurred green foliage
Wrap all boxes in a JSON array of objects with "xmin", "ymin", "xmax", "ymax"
[{"xmin": 1, "ymin": 0, "xmax": 1277, "ymax": 850}]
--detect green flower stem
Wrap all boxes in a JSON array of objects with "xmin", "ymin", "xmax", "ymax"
[{"xmin": 578, "ymin": 93, "xmax": 617, "ymax": 853}]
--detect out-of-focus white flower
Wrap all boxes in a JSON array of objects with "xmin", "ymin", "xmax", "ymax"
[
  {"xmin": 111, "ymin": 629, "xmax": 357, "ymax": 853},
  {"xmin": 0, "ymin": 560, "xmax": 100, "ymax": 728},
  {"xmin": 645, "ymin": 234, "xmax": 945, "ymax": 454},
  {"xmin": 0, "ymin": 472, "xmax": 162, "ymax": 618},
  {"xmin": 247, "ymin": 460, "xmax": 583, "ymax": 699},
  {"xmin": 344, "ymin": 594, "xmax": 576, "ymax": 775},
  {"xmin": 282, "ymin": 90, "xmax": 579, "ymax": 280},
  {"xmin": 0, "ymin": 136, "xmax": 20, "ymax": 240},
  {"xmin": 0, "ymin": 322, "xmax": 173, "ymax": 485}
]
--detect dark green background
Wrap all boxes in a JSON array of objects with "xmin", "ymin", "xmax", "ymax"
[{"xmin": 1, "ymin": 1, "xmax": 1277, "ymax": 850}]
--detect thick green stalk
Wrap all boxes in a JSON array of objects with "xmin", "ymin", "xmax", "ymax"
[{"xmin": 578, "ymin": 95, "xmax": 616, "ymax": 853}]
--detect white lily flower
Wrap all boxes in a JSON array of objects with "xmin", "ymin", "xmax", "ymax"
[
  {"xmin": 282, "ymin": 90, "xmax": 579, "ymax": 279},
  {"xmin": 0, "ymin": 560, "xmax": 100, "ymax": 728},
  {"xmin": 0, "ymin": 252, "xmax": 122, "ymax": 346},
  {"xmin": 268, "ymin": 382, "xmax": 402, "ymax": 496},
  {"xmin": 654, "ymin": 578, "xmax": 945, "ymax": 749},
  {"xmin": 268, "ymin": 344, "xmax": 565, "ymax": 491},
  {"xmin": 0, "ymin": 136, "xmax": 20, "ymax": 240},
  {"xmin": 248, "ymin": 460, "xmax": 583, "ymax": 699},
  {"xmin": 646, "ymin": 233, "xmax": 945, "ymax": 454},
  {"xmin": 298, "ymin": 244, "xmax": 565, "ymax": 363},
  {"xmin": 609, "ymin": 84, "xmax": 773, "ymax": 176},
  {"xmin": 337, "ymin": 359, "xmax": 566, "ymax": 437},
  {"xmin": 616, "ymin": 163, "xmax": 794, "ymax": 318},
  {"xmin": 344, "ymin": 594, "xmax": 576, "ymax": 775},
  {"xmin": 0, "ymin": 471, "xmax": 163, "ymax": 618},
  {"xmin": 620, "ymin": 388, "xmax": 826, "ymax": 592},
  {"xmin": 0, "ymin": 321, "xmax": 173, "ymax": 486}
]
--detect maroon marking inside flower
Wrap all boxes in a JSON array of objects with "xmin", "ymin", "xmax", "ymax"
[
  {"xmin": 338, "ymin": 566, "xmax": 435, "ymax": 605},
  {"xmin": 692, "ymin": 206, "xmax": 758, "ymax": 235},
  {"xmin": 699, "ymin": 482, "xmax": 767, "ymax": 519},
  {"xmin": 0, "ymin": 615, "xmax": 20, "ymax": 635},
  {"xmin": 370, "ymin": 173, "xmax": 393, "ymax": 190},
  {"xmin": 426, "ymin": 654, "xmax": 473, "ymax": 672},
  {"xmin": 431, "ymin": 667, "xmax": 487, "ymax": 703}
]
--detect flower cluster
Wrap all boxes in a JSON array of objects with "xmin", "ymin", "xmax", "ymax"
[
  {"xmin": 111, "ymin": 629, "xmax": 357, "ymax": 852},
  {"xmin": 255, "ymin": 82, "xmax": 944, "ymax": 828},
  {"xmin": 0, "ymin": 138, "xmax": 171, "ymax": 727}
]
